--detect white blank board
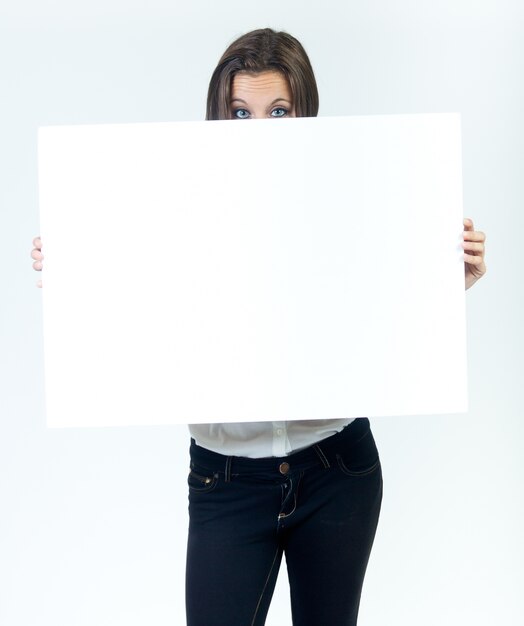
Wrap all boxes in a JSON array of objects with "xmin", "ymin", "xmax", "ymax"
[{"xmin": 38, "ymin": 114, "xmax": 467, "ymax": 427}]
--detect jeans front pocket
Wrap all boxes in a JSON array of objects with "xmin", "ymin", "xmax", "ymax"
[
  {"xmin": 336, "ymin": 429, "xmax": 381, "ymax": 477},
  {"xmin": 187, "ymin": 466, "xmax": 219, "ymax": 493}
]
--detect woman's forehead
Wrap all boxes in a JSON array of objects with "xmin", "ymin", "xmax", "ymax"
[{"xmin": 231, "ymin": 71, "xmax": 292, "ymax": 99}]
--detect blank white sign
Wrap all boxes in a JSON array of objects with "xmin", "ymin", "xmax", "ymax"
[{"xmin": 38, "ymin": 114, "xmax": 467, "ymax": 427}]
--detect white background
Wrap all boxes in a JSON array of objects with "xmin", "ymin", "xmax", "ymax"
[{"xmin": 0, "ymin": 1, "xmax": 522, "ymax": 625}]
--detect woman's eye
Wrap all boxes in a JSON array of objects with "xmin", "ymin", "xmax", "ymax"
[
  {"xmin": 234, "ymin": 109, "xmax": 250, "ymax": 119},
  {"xmin": 271, "ymin": 107, "xmax": 288, "ymax": 118}
]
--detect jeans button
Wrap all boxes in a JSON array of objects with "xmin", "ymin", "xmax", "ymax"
[{"xmin": 279, "ymin": 462, "xmax": 290, "ymax": 475}]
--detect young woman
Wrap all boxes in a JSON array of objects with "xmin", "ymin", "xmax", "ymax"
[{"xmin": 31, "ymin": 28, "xmax": 486, "ymax": 626}]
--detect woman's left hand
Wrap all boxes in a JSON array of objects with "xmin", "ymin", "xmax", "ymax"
[{"xmin": 463, "ymin": 218, "xmax": 486, "ymax": 290}]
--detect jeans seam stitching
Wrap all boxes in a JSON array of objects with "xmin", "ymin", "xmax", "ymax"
[{"xmin": 250, "ymin": 546, "xmax": 281, "ymax": 626}]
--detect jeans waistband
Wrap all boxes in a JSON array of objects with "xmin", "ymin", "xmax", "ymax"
[{"xmin": 189, "ymin": 417, "xmax": 371, "ymax": 480}]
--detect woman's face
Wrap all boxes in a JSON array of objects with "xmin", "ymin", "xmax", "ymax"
[{"xmin": 229, "ymin": 70, "xmax": 295, "ymax": 120}]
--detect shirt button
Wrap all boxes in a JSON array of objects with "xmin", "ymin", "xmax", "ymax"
[
  {"xmin": 276, "ymin": 428, "xmax": 283, "ymax": 436},
  {"xmin": 279, "ymin": 462, "xmax": 290, "ymax": 475}
]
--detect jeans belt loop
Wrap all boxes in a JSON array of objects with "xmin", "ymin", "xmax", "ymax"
[
  {"xmin": 313, "ymin": 444, "xmax": 331, "ymax": 469},
  {"xmin": 225, "ymin": 455, "xmax": 233, "ymax": 482}
]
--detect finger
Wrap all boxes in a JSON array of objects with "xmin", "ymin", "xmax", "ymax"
[
  {"xmin": 464, "ymin": 253, "xmax": 485, "ymax": 265},
  {"xmin": 32, "ymin": 260, "xmax": 43, "ymax": 271},
  {"xmin": 462, "ymin": 241, "xmax": 485, "ymax": 253},
  {"xmin": 463, "ymin": 218, "xmax": 474, "ymax": 231},
  {"xmin": 31, "ymin": 249, "xmax": 44, "ymax": 261},
  {"xmin": 463, "ymin": 230, "xmax": 486, "ymax": 243},
  {"xmin": 32, "ymin": 236, "xmax": 42, "ymax": 249}
]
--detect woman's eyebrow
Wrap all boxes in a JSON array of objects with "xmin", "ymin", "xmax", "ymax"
[{"xmin": 269, "ymin": 98, "xmax": 292, "ymax": 106}]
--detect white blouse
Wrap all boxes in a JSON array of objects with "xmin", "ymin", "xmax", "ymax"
[{"xmin": 189, "ymin": 418, "xmax": 356, "ymax": 458}]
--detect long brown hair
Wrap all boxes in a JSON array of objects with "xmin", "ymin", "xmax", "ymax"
[{"xmin": 206, "ymin": 28, "xmax": 319, "ymax": 120}]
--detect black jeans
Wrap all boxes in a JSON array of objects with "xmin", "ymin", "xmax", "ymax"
[{"xmin": 186, "ymin": 418, "xmax": 382, "ymax": 626}]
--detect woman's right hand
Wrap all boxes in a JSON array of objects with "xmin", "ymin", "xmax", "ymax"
[{"xmin": 31, "ymin": 236, "xmax": 43, "ymax": 288}]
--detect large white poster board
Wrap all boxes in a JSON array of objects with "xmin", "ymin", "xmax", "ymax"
[{"xmin": 38, "ymin": 114, "xmax": 467, "ymax": 427}]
